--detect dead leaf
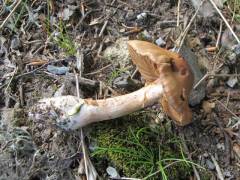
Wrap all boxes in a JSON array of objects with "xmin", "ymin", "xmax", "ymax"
[
  {"xmin": 89, "ymin": 17, "xmax": 102, "ymax": 26},
  {"xmin": 26, "ymin": 60, "xmax": 48, "ymax": 66},
  {"xmin": 233, "ymin": 143, "xmax": 240, "ymax": 160},
  {"xmin": 202, "ymin": 101, "xmax": 215, "ymax": 113}
]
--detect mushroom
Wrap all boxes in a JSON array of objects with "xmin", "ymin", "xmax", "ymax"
[
  {"xmin": 34, "ymin": 40, "xmax": 194, "ymax": 130},
  {"xmin": 128, "ymin": 40, "xmax": 194, "ymax": 126}
]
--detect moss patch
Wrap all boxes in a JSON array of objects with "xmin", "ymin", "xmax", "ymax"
[{"xmin": 90, "ymin": 111, "xmax": 197, "ymax": 179}]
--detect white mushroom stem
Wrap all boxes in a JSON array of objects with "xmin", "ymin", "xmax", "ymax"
[{"xmin": 36, "ymin": 83, "xmax": 163, "ymax": 130}]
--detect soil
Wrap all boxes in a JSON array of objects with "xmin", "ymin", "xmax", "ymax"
[{"xmin": 0, "ymin": 0, "xmax": 240, "ymax": 179}]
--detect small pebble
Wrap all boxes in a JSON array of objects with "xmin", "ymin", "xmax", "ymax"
[
  {"xmin": 155, "ymin": 37, "xmax": 166, "ymax": 47},
  {"xmin": 203, "ymin": 152, "xmax": 209, "ymax": 157},
  {"xmin": 228, "ymin": 53, "xmax": 237, "ymax": 63},
  {"xmin": 106, "ymin": 166, "xmax": 120, "ymax": 178},
  {"xmin": 217, "ymin": 143, "xmax": 225, "ymax": 150},
  {"xmin": 141, "ymin": 30, "xmax": 152, "ymax": 40},
  {"xmin": 206, "ymin": 159, "xmax": 215, "ymax": 170},
  {"xmin": 226, "ymin": 77, "xmax": 238, "ymax": 88},
  {"xmin": 47, "ymin": 65, "xmax": 69, "ymax": 75},
  {"xmin": 137, "ymin": 12, "xmax": 147, "ymax": 20},
  {"xmin": 11, "ymin": 37, "xmax": 21, "ymax": 50},
  {"xmin": 223, "ymin": 171, "xmax": 232, "ymax": 177},
  {"xmin": 232, "ymin": 43, "xmax": 240, "ymax": 55}
]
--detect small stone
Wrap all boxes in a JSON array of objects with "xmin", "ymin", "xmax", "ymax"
[
  {"xmin": 232, "ymin": 43, "xmax": 240, "ymax": 55},
  {"xmin": 223, "ymin": 171, "xmax": 232, "ymax": 177},
  {"xmin": 203, "ymin": 152, "xmax": 209, "ymax": 157},
  {"xmin": 113, "ymin": 76, "xmax": 128, "ymax": 88},
  {"xmin": 137, "ymin": 12, "xmax": 147, "ymax": 20},
  {"xmin": 11, "ymin": 37, "xmax": 21, "ymax": 50},
  {"xmin": 119, "ymin": 28, "xmax": 125, "ymax": 33},
  {"xmin": 226, "ymin": 77, "xmax": 238, "ymax": 88},
  {"xmin": 106, "ymin": 166, "xmax": 120, "ymax": 178},
  {"xmin": 217, "ymin": 143, "xmax": 225, "ymax": 150},
  {"xmin": 155, "ymin": 37, "xmax": 166, "ymax": 47},
  {"xmin": 141, "ymin": 30, "xmax": 152, "ymax": 40},
  {"xmin": 206, "ymin": 159, "xmax": 215, "ymax": 170},
  {"xmin": 228, "ymin": 53, "xmax": 237, "ymax": 63},
  {"xmin": 47, "ymin": 65, "xmax": 69, "ymax": 75},
  {"xmin": 113, "ymin": 74, "xmax": 140, "ymax": 90}
]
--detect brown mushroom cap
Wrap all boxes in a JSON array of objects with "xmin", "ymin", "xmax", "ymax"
[{"xmin": 128, "ymin": 40, "xmax": 194, "ymax": 126}]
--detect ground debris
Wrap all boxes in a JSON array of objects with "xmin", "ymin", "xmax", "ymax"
[{"xmin": 0, "ymin": 0, "xmax": 240, "ymax": 179}]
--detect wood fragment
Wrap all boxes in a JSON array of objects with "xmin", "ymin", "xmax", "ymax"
[
  {"xmin": 180, "ymin": 132, "xmax": 201, "ymax": 180},
  {"xmin": 210, "ymin": 154, "xmax": 224, "ymax": 180}
]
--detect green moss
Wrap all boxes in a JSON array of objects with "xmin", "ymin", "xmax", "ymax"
[
  {"xmin": 52, "ymin": 21, "xmax": 77, "ymax": 56},
  {"xmin": 107, "ymin": 67, "xmax": 129, "ymax": 85},
  {"xmin": 91, "ymin": 111, "xmax": 200, "ymax": 179}
]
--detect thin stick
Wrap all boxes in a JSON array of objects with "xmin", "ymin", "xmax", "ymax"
[
  {"xmin": 177, "ymin": 0, "xmax": 205, "ymax": 52},
  {"xmin": 193, "ymin": 73, "xmax": 208, "ymax": 89},
  {"xmin": 131, "ymin": 68, "xmax": 138, "ymax": 79},
  {"xmin": 209, "ymin": 73, "xmax": 240, "ymax": 77},
  {"xmin": 99, "ymin": 20, "xmax": 108, "ymax": 37},
  {"xmin": 215, "ymin": 99, "xmax": 240, "ymax": 120},
  {"xmin": 5, "ymin": 67, "xmax": 18, "ymax": 93},
  {"xmin": 80, "ymin": 129, "xmax": 89, "ymax": 180},
  {"xmin": 177, "ymin": 0, "xmax": 181, "ymax": 27},
  {"xmin": 193, "ymin": 71, "xmax": 240, "ymax": 89},
  {"xmin": 75, "ymin": 73, "xmax": 81, "ymax": 99},
  {"xmin": 0, "ymin": 0, "xmax": 22, "ymax": 29},
  {"xmin": 85, "ymin": 64, "xmax": 112, "ymax": 76},
  {"xmin": 208, "ymin": 0, "xmax": 240, "ymax": 43},
  {"xmin": 226, "ymin": 91, "xmax": 230, "ymax": 107},
  {"xmin": 97, "ymin": 41, "xmax": 104, "ymax": 57},
  {"xmin": 210, "ymin": 154, "xmax": 224, "ymax": 180},
  {"xmin": 180, "ymin": 133, "xmax": 201, "ymax": 180},
  {"xmin": 216, "ymin": 20, "xmax": 223, "ymax": 48},
  {"xmin": 74, "ymin": 65, "xmax": 89, "ymax": 180}
]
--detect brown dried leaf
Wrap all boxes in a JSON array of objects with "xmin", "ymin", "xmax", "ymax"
[
  {"xmin": 233, "ymin": 143, "xmax": 240, "ymax": 160},
  {"xmin": 202, "ymin": 101, "xmax": 215, "ymax": 114}
]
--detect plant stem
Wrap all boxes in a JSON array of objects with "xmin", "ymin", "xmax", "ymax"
[{"xmin": 38, "ymin": 83, "xmax": 163, "ymax": 130}]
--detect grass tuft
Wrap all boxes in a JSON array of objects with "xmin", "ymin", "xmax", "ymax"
[{"xmin": 91, "ymin": 112, "xmax": 204, "ymax": 179}]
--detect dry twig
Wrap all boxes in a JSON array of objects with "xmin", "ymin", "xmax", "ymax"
[
  {"xmin": 215, "ymin": 99, "xmax": 240, "ymax": 121},
  {"xmin": 210, "ymin": 154, "xmax": 224, "ymax": 180},
  {"xmin": 208, "ymin": 0, "xmax": 240, "ymax": 44},
  {"xmin": 216, "ymin": 20, "xmax": 223, "ymax": 48},
  {"xmin": 180, "ymin": 133, "xmax": 201, "ymax": 180},
  {"xmin": 0, "ymin": 0, "xmax": 22, "ymax": 29},
  {"xmin": 177, "ymin": 0, "xmax": 181, "ymax": 27},
  {"xmin": 176, "ymin": 0, "xmax": 205, "ymax": 52}
]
